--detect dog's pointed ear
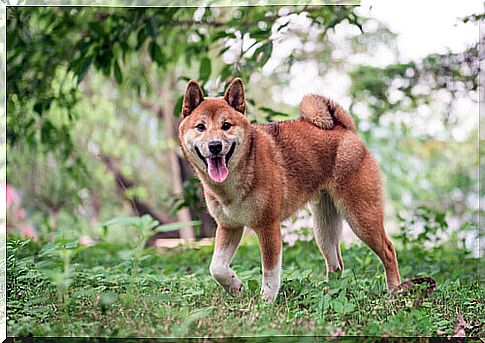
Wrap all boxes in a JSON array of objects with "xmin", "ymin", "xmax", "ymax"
[
  {"xmin": 224, "ymin": 78, "xmax": 246, "ymax": 114},
  {"xmin": 182, "ymin": 80, "xmax": 204, "ymax": 117}
]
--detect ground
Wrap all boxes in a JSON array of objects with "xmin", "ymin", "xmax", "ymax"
[{"xmin": 7, "ymin": 235, "xmax": 484, "ymax": 338}]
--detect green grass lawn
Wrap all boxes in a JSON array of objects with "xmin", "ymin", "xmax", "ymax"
[{"xmin": 7, "ymin": 235, "xmax": 484, "ymax": 338}]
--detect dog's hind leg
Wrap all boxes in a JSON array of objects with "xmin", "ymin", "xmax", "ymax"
[
  {"xmin": 310, "ymin": 191, "xmax": 344, "ymax": 280},
  {"xmin": 332, "ymin": 155, "xmax": 401, "ymax": 291},
  {"xmin": 210, "ymin": 226, "xmax": 245, "ymax": 296}
]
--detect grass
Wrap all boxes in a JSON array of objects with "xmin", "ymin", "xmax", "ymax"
[{"xmin": 7, "ymin": 233, "xmax": 484, "ymax": 338}]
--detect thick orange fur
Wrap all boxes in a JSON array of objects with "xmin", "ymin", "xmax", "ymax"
[{"xmin": 178, "ymin": 79, "xmax": 400, "ymax": 302}]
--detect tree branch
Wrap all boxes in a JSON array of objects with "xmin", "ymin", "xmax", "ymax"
[{"xmin": 99, "ymin": 153, "xmax": 179, "ymax": 238}]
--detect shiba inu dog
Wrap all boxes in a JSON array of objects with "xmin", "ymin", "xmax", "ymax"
[{"xmin": 178, "ymin": 78, "xmax": 401, "ymax": 302}]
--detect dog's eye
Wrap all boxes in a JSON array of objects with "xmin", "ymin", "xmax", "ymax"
[
  {"xmin": 221, "ymin": 122, "xmax": 232, "ymax": 131},
  {"xmin": 196, "ymin": 124, "xmax": 206, "ymax": 132}
]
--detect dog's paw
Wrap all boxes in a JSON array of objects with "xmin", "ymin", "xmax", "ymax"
[
  {"xmin": 261, "ymin": 283, "xmax": 279, "ymax": 302},
  {"xmin": 225, "ymin": 277, "xmax": 244, "ymax": 297},
  {"xmin": 261, "ymin": 289, "xmax": 278, "ymax": 302}
]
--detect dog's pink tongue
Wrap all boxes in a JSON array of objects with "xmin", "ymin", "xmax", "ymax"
[{"xmin": 208, "ymin": 157, "xmax": 228, "ymax": 182}]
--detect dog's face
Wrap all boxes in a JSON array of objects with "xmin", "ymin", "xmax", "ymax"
[{"xmin": 178, "ymin": 78, "xmax": 250, "ymax": 183}]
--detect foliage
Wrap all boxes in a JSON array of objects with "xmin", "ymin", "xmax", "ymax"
[
  {"xmin": 102, "ymin": 214, "xmax": 201, "ymax": 246},
  {"xmin": 349, "ymin": 45, "xmax": 478, "ymax": 125},
  {"xmin": 346, "ymin": 43, "xmax": 479, "ymax": 221},
  {"xmin": 7, "ymin": 230, "xmax": 483, "ymax": 337},
  {"xmin": 7, "ymin": 6, "xmax": 359, "ymax": 158}
]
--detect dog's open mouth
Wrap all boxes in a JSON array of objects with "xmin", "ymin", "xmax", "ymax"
[{"xmin": 195, "ymin": 142, "xmax": 236, "ymax": 183}]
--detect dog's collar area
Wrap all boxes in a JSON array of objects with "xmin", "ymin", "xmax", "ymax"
[
  {"xmin": 225, "ymin": 142, "xmax": 236, "ymax": 164},
  {"xmin": 194, "ymin": 146, "xmax": 207, "ymax": 167}
]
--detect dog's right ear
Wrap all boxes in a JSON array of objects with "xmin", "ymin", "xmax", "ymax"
[
  {"xmin": 182, "ymin": 80, "xmax": 204, "ymax": 117},
  {"xmin": 224, "ymin": 78, "xmax": 246, "ymax": 114}
]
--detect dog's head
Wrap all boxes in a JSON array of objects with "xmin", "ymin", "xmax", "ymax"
[{"xmin": 178, "ymin": 78, "xmax": 250, "ymax": 183}]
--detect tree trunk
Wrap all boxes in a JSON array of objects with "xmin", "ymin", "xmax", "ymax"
[
  {"xmin": 160, "ymin": 74, "xmax": 195, "ymax": 240},
  {"xmin": 177, "ymin": 154, "xmax": 216, "ymax": 237}
]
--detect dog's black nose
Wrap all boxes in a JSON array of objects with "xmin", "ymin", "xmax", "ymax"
[{"xmin": 208, "ymin": 141, "xmax": 223, "ymax": 155}]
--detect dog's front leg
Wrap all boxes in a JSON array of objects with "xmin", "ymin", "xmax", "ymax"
[
  {"xmin": 255, "ymin": 223, "xmax": 282, "ymax": 302},
  {"xmin": 210, "ymin": 225, "xmax": 244, "ymax": 297}
]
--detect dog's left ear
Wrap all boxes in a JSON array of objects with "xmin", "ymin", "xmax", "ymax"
[{"xmin": 224, "ymin": 78, "xmax": 246, "ymax": 114}]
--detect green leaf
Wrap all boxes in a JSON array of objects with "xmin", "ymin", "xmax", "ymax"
[
  {"xmin": 76, "ymin": 56, "xmax": 93, "ymax": 84},
  {"xmin": 64, "ymin": 241, "xmax": 78, "ymax": 249},
  {"xmin": 248, "ymin": 279, "xmax": 259, "ymax": 292},
  {"xmin": 211, "ymin": 30, "xmax": 232, "ymax": 42},
  {"xmin": 148, "ymin": 41, "xmax": 165, "ymax": 66},
  {"xmin": 173, "ymin": 95, "xmax": 184, "ymax": 117},
  {"xmin": 153, "ymin": 221, "xmax": 201, "ymax": 233},
  {"xmin": 136, "ymin": 28, "xmax": 148, "ymax": 49},
  {"xmin": 113, "ymin": 60, "xmax": 123, "ymax": 84},
  {"xmin": 102, "ymin": 216, "xmax": 142, "ymax": 228},
  {"xmin": 33, "ymin": 98, "xmax": 53, "ymax": 117},
  {"xmin": 249, "ymin": 28, "xmax": 270, "ymax": 40},
  {"xmin": 199, "ymin": 56, "xmax": 211, "ymax": 83},
  {"xmin": 343, "ymin": 302, "xmax": 355, "ymax": 313},
  {"xmin": 39, "ymin": 241, "xmax": 61, "ymax": 256},
  {"xmin": 40, "ymin": 121, "xmax": 56, "ymax": 145},
  {"xmin": 220, "ymin": 64, "xmax": 232, "ymax": 83},
  {"xmin": 218, "ymin": 46, "xmax": 231, "ymax": 57},
  {"xmin": 319, "ymin": 294, "xmax": 331, "ymax": 313},
  {"xmin": 332, "ymin": 300, "xmax": 343, "ymax": 314},
  {"xmin": 118, "ymin": 250, "xmax": 134, "ymax": 260},
  {"xmin": 147, "ymin": 17, "xmax": 159, "ymax": 38},
  {"xmin": 259, "ymin": 107, "xmax": 289, "ymax": 117},
  {"xmin": 33, "ymin": 102, "xmax": 43, "ymax": 115}
]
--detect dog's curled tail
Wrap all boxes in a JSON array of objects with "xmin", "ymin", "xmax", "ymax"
[{"xmin": 299, "ymin": 94, "xmax": 356, "ymax": 132}]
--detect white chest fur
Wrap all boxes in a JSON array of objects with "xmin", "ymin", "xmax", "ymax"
[{"xmin": 207, "ymin": 194, "xmax": 264, "ymax": 229}]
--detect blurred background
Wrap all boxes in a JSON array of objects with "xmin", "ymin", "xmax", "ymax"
[{"xmin": 4, "ymin": 3, "xmax": 481, "ymax": 254}]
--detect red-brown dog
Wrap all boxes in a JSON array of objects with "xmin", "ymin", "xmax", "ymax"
[{"xmin": 178, "ymin": 78, "xmax": 400, "ymax": 302}]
